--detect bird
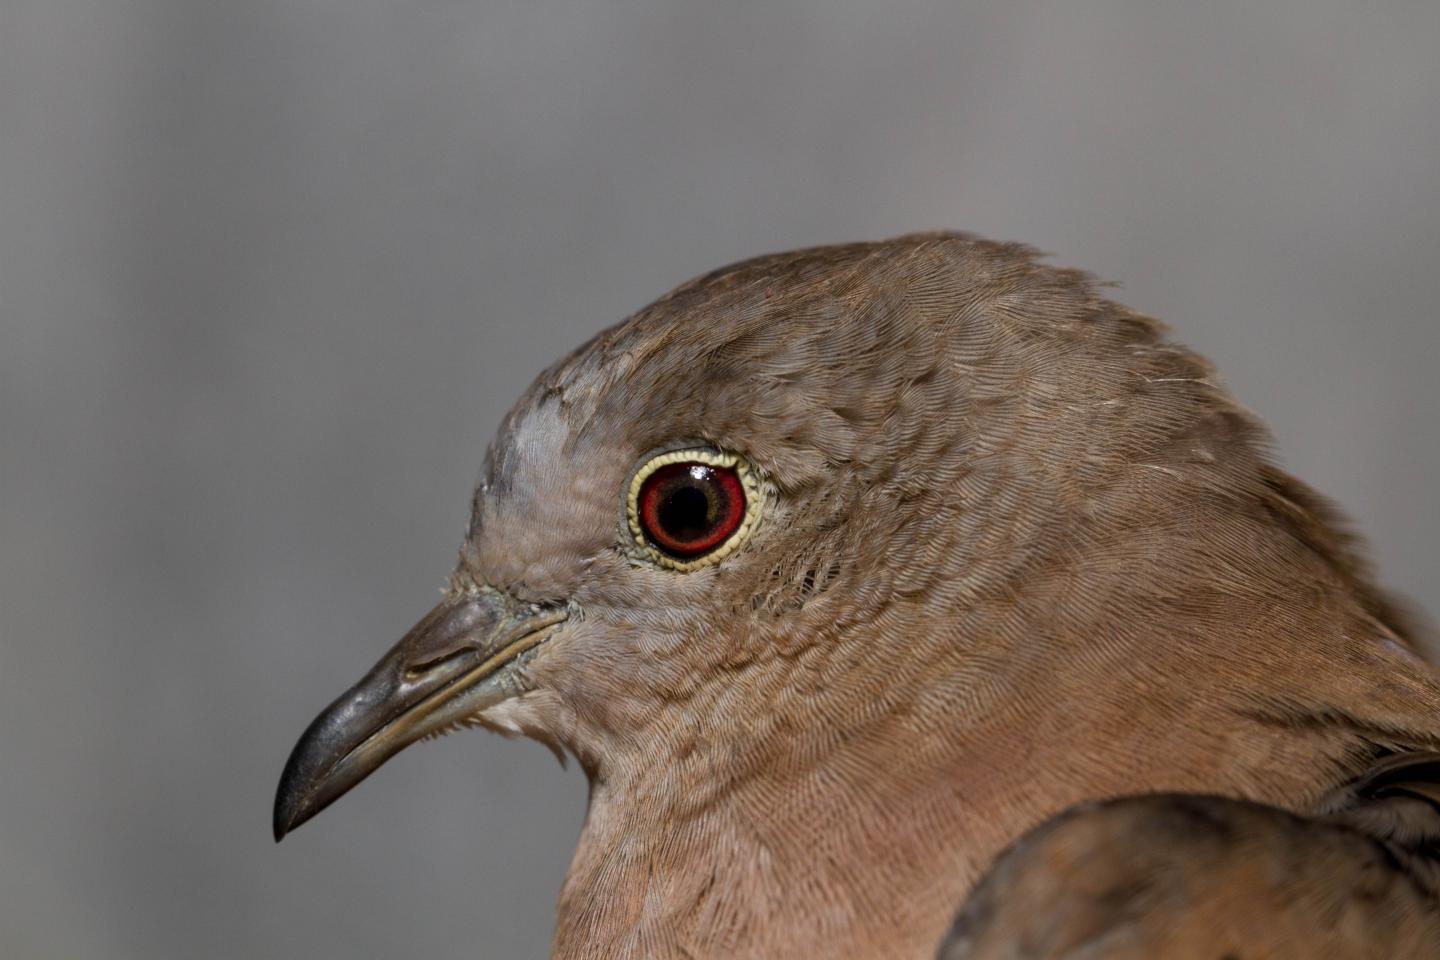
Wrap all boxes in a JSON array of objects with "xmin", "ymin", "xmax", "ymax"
[{"xmin": 274, "ymin": 232, "xmax": 1440, "ymax": 959}]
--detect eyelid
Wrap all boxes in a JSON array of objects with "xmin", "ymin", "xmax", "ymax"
[{"xmin": 624, "ymin": 447, "xmax": 764, "ymax": 572}]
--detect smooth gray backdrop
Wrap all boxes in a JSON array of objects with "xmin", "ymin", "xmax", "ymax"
[{"xmin": 3, "ymin": 2, "xmax": 1438, "ymax": 958}]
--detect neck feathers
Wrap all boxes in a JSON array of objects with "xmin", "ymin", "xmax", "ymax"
[{"xmin": 551, "ymin": 458, "xmax": 1440, "ymax": 959}]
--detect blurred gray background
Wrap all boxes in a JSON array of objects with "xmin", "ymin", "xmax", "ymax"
[{"xmin": 2, "ymin": 1, "xmax": 1438, "ymax": 957}]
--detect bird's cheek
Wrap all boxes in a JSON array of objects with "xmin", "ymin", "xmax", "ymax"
[{"xmin": 528, "ymin": 630, "xmax": 681, "ymax": 741}]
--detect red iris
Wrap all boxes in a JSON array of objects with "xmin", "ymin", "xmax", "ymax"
[{"xmin": 637, "ymin": 462, "xmax": 746, "ymax": 559}]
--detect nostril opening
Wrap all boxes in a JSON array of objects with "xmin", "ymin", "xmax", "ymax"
[{"xmin": 405, "ymin": 647, "xmax": 474, "ymax": 679}]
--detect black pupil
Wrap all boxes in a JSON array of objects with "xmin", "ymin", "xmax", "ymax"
[{"xmin": 658, "ymin": 471, "xmax": 715, "ymax": 542}]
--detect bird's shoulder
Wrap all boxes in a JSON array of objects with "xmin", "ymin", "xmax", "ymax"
[{"xmin": 938, "ymin": 754, "xmax": 1440, "ymax": 959}]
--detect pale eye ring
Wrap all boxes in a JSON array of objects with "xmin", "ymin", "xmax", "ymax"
[{"xmin": 625, "ymin": 448, "xmax": 762, "ymax": 571}]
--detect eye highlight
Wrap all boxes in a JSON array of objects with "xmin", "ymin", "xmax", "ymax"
[{"xmin": 626, "ymin": 449, "xmax": 762, "ymax": 570}]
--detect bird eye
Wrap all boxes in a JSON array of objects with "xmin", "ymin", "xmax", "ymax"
[{"xmin": 626, "ymin": 449, "xmax": 762, "ymax": 570}]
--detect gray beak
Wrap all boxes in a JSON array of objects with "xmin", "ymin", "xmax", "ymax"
[{"xmin": 272, "ymin": 587, "xmax": 567, "ymax": 841}]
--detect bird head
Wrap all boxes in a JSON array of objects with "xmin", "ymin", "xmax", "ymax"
[{"xmin": 274, "ymin": 234, "xmax": 1434, "ymax": 874}]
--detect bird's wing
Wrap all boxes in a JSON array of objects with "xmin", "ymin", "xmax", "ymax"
[{"xmin": 937, "ymin": 755, "xmax": 1440, "ymax": 960}]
